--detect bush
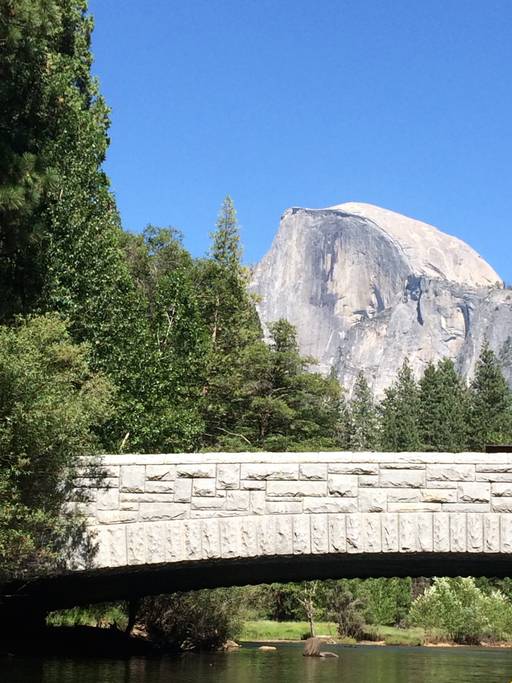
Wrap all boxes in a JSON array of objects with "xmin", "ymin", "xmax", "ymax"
[
  {"xmin": 409, "ymin": 577, "xmax": 512, "ymax": 644},
  {"xmin": 139, "ymin": 589, "xmax": 243, "ymax": 651},
  {"xmin": 330, "ymin": 588, "xmax": 367, "ymax": 640},
  {"xmin": 0, "ymin": 315, "xmax": 112, "ymax": 582}
]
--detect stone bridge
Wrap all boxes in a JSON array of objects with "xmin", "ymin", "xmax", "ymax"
[{"xmin": 6, "ymin": 452, "xmax": 512, "ymax": 614}]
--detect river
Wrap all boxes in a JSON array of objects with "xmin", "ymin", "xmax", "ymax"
[{"xmin": 3, "ymin": 642, "xmax": 512, "ymax": 683}]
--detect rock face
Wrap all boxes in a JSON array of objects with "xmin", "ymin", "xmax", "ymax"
[{"xmin": 251, "ymin": 202, "xmax": 512, "ymax": 396}]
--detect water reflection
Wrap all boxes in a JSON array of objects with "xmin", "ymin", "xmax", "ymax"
[{"xmin": 2, "ymin": 643, "xmax": 512, "ymax": 683}]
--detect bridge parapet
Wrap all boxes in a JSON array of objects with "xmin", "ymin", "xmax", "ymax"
[{"xmin": 75, "ymin": 452, "xmax": 512, "ymax": 570}]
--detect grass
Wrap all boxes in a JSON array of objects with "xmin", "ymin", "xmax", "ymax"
[
  {"xmin": 239, "ymin": 620, "xmax": 426, "ymax": 646},
  {"xmin": 47, "ymin": 603, "xmax": 128, "ymax": 630}
]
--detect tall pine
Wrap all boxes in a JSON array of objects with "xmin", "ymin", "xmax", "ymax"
[
  {"xmin": 468, "ymin": 342, "xmax": 512, "ymax": 450},
  {"xmin": 347, "ymin": 372, "xmax": 379, "ymax": 450},
  {"xmin": 379, "ymin": 360, "xmax": 421, "ymax": 451},
  {"xmin": 419, "ymin": 359, "xmax": 468, "ymax": 452}
]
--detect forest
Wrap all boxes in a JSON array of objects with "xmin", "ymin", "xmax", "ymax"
[{"xmin": 2, "ymin": 0, "xmax": 512, "ymax": 651}]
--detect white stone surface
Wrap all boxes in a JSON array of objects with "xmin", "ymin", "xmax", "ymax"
[{"xmin": 73, "ymin": 453, "xmax": 512, "ymax": 570}]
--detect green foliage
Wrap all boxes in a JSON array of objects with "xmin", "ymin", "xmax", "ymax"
[
  {"xmin": 330, "ymin": 587, "xmax": 367, "ymax": 640},
  {"xmin": 212, "ymin": 320, "xmax": 346, "ymax": 451},
  {"xmin": 0, "ymin": 314, "xmax": 112, "ymax": 581},
  {"xmin": 419, "ymin": 359, "xmax": 468, "ymax": 451},
  {"xmin": 468, "ymin": 341, "xmax": 512, "ymax": 450},
  {"xmin": 347, "ymin": 372, "xmax": 379, "ymax": 450},
  {"xmin": 139, "ymin": 589, "xmax": 243, "ymax": 651},
  {"xmin": 379, "ymin": 360, "xmax": 421, "ymax": 451},
  {"xmin": 409, "ymin": 577, "xmax": 512, "ymax": 644}
]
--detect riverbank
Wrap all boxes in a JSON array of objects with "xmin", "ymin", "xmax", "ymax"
[{"xmin": 240, "ymin": 620, "xmax": 425, "ymax": 646}]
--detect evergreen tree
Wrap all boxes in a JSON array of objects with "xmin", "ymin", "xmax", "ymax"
[
  {"xmin": 419, "ymin": 359, "xmax": 468, "ymax": 452},
  {"xmin": 347, "ymin": 372, "xmax": 379, "ymax": 450},
  {"xmin": 215, "ymin": 320, "xmax": 346, "ymax": 451},
  {"xmin": 379, "ymin": 360, "xmax": 421, "ymax": 451},
  {"xmin": 468, "ymin": 342, "xmax": 512, "ymax": 450},
  {"xmin": 197, "ymin": 196, "xmax": 261, "ymax": 445}
]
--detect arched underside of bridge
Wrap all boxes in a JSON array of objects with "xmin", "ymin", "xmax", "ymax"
[{"xmin": 4, "ymin": 552, "xmax": 512, "ymax": 615}]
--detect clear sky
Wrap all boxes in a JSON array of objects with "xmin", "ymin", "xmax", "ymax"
[{"xmin": 88, "ymin": 0, "xmax": 512, "ymax": 281}]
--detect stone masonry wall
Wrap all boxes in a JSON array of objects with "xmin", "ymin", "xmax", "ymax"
[{"xmin": 76, "ymin": 452, "xmax": 512, "ymax": 569}]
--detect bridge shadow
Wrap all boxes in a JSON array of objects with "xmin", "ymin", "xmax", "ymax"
[{"xmin": 3, "ymin": 552, "xmax": 512, "ymax": 616}]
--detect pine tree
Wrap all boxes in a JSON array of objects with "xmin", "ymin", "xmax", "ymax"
[
  {"xmin": 379, "ymin": 360, "xmax": 421, "ymax": 451},
  {"xmin": 197, "ymin": 196, "xmax": 260, "ymax": 444},
  {"xmin": 348, "ymin": 372, "xmax": 379, "ymax": 450},
  {"xmin": 468, "ymin": 342, "xmax": 512, "ymax": 450},
  {"xmin": 419, "ymin": 359, "xmax": 468, "ymax": 452}
]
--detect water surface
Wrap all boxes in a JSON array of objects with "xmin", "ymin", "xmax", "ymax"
[{"xmin": 3, "ymin": 642, "xmax": 512, "ymax": 683}]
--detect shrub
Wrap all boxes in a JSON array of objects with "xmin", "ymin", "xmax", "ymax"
[
  {"xmin": 139, "ymin": 589, "xmax": 243, "ymax": 651},
  {"xmin": 409, "ymin": 577, "xmax": 512, "ymax": 644}
]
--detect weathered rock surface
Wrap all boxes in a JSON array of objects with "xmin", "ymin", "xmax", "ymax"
[{"xmin": 251, "ymin": 202, "xmax": 512, "ymax": 395}]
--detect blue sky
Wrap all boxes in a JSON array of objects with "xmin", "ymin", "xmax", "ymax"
[{"xmin": 89, "ymin": 0, "xmax": 512, "ymax": 280}]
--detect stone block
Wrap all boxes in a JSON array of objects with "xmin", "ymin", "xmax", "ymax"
[
  {"xmin": 476, "ymin": 464, "xmax": 512, "ymax": 473},
  {"xmin": 477, "ymin": 472, "xmax": 512, "ymax": 482},
  {"xmin": 184, "ymin": 520, "xmax": 202, "ymax": 560},
  {"xmin": 249, "ymin": 491, "xmax": 266, "ymax": 515},
  {"xmin": 380, "ymin": 463, "xmax": 425, "ymax": 470},
  {"xmin": 95, "ymin": 487, "xmax": 119, "ymax": 510},
  {"xmin": 240, "ymin": 479, "xmax": 266, "ymax": 490},
  {"xmin": 450, "ymin": 513, "xmax": 466, "ymax": 552},
  {"xmin": 201, "ymin": 519, "xmax": 221, "ymax": 559},
  {"xmin": 492, "ymin": 483, "xmax": 512, "ymax": 497},
  {"xmin": 166, "ymin": 521, "xmax": 186, "ymax": 562},
  {"xmin": 346, "ymin": 514, "xmax": 363, "ymax": 553},
  {"xmin": 399, "ymin": 515, "xmax": 416, "ymax": 552},
  {"xmin": 328, "ymin": 463, "xmax": 378, "ymax": 475},
  {"xmin": 177, "ymin": 464, "xmax": 216, "ymax": 479},
  {"xmin": 293, "ymin": 516, "xmax": 311, "ymax": 554},
  {"xmin": 467, "ymin": 513, "xmax": 483, "ymax": 552},
  {"xmin": 421, "ymin": 488, "xmax": 456, "ymax": 503},
  {"xmin": 328, "ymin": 475, "xmax": 358, "ymax": 497},
  {"xmin": 493, "ymin": 498, "xmax": 512, "ymax": 513},
  {"xmin": 311, "ymin": 515, "xmax": 329, "ymax": 554},
  {"xmin": 217, "ymin": 464, "xmax": 240, "ymax": 489},
  {"xmin": 380, "ymin": 469, "xmax": 425, "ymax": 488},
  {"xmin": 358, "ymin": 475, "xmax": 379, "ymax": 487},
  {"xmin": 192, "ymin": 478, "xmax": 217, "ymax": 497},
  {"xmin": 303, "ymin": 498, "xmax": 357, "ymax": 514},
  {"xmin": 265, "ymin": 501, "xmax": 303, "ymax": 515},
  {"xmin": 241, "ymin": 464, "xmax": 298, "ymax": 480},
  {"xmin": 433, "ymin": 514, "xmax": 450, "ymax": 552},
  {"xmin": 382, "ymin": 513, "xmax": 399, "ymax": 552},
  {"xmin": 120, "ymin": 465, "xmax": 145, "ymax": 493},
  {"xmin": 191, "ymin": 495, "xmax": 225, "ymax": 510},
  {"xmin": 299, "ymin": 464, "xmax": 327, "ymax": 480},
  {"xmin": 501, "ymin": 516, "xmax": 512, "ymax": 553},
  {"xmin": 275, "ymin": 516, "xmax": 293, "ymax": 555},
  {"xmin": 328, "ymin": 515, "xmax": 347, "ymax": 553},
  {"xmin": 426, "ymin": 464, "xmax": 474, "ymax": 482},
  {"xmin": 388, "ymin": 502, "xmax": 441, "ymax": 512},
  {"xmin": 457, "ymin": 483, "xmax": 490, "ymax": 503},
  {"xmin": 139, "ymin": 503, "xmax": 188, "ymax": 521},
  {"xmin": 174, "ymin": 478, "xmax": 192, "ymax": 502},
  {"xmin": 126, "ymin": 523, "xmax": 146, "ymax": 564},
  {"xmin": 388, "ymin": 490, "xmax": 421, "ymax": 503},
  {"xmin": 417, "ymin": 513, "xmax": 433, "ymax": 551},
  {"xmin": 267, "ymin": 481, "xmax": 326, "ymax": 497},
  {"xmin": 146, "ymin": 465, "xmax": 176, "ymax": 481},
  {"xmin": 358, "ymin": 489, "xmax": 387, "ymax": 513},
  {"xmin": 240, "ymin": 518, "xmax": 258, "ymax": 557},
  {"xmin": 95, "ymin": 509, "xmax": 139, "ymax": 524},
  {"xmin": 145, "ymin": 522, "xmax": 167, "ymax": 563},
  {"xmin": 226, "ymin": 490, "xmax": 250, "ymax": 511},
  {"xmin": 483, "ymin": 514, "xmax": 501, "ymax": 552},
  {"xmin": 144, "ymin": 480, "xmax": 174, "ymax": 494},
  {"xmin": 102, "ymin": 525, "xmax": 127, "ymax": 567},
  {"xmin": 257, "ymin": 517, "xmax": 276, "ymax": 555},
  {"xmin": 363, "ymin": 515, "xmax": 382, "ymax": 553},
  {"xmin": 443, "ymin": 503, "xmax": 489, "ymax": 513}
]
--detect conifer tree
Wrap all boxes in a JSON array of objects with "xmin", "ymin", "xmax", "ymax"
[
  {"xmin": 468, "ymin": 342, "xmax": 512, "ymax": 450},
  {"xmin": 348, "ymin": 372, "xmax": 379, "ymax": 450},
  {"xmin": 379, "ymin": 360, "xmax": 421, "ymax": 451},
  {"xmin": 419, "ymin": 359, "xmax": 468, "ymax": 452}
]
